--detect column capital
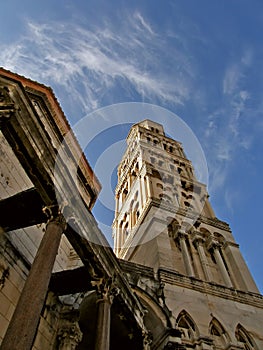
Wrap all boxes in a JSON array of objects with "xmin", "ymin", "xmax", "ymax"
[
  {"xmin": 43, "ymin": 205, "xmax": 67, "ymax": 231},
  {"xmin": 177, "ymin": 230, "xmax": 188, "ymax": 240},
  {"xmin": 0, "ymin": 85, "xmax": 16, "ymax": 123},
  {"xmin": 206, "ymin": 236, "xmax": 220, "ymax": 251},
  {"xmin": 57, "ymin": 307, "xmax": 83, "ymax": 350},
  {"xmin": 191, "ymin": 231, "xmax": 205, "ymax": 247},
  {"xmin": 93, "ymin": 277, "xmax": 120, "ymax": 304}
]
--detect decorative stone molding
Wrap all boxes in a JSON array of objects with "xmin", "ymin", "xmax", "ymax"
[
  {"xmin": 191, "ymin": 231, "xmax": 205, "ymax": 247},
  {"xmin": 163, "ymin": 341, "xmax": 186, "ymax": 349},
  {"xmin": 0, "ymin": 259, "xmax": 9, "ymax": 290},
  {"xmin": 206, "ymin": 236, "xmax": 221, "ymax": 251},
  {"xmin": 142, "ymin": 329, "xmax": 153, "ymax": 349},
  {"xmin": 93, "ymin": 277, "xmax": 120, "ymax": 304},
  {"xmin": 0, "ymin": 86, "xmax": 16, "ymax": 122},
  {"xmin": 43, "ymin": 205, "xmax": 67, "ymax": 231},
  {"xmin": 57, "ymin": 307, "xmax": 83, "ymax": 350}
]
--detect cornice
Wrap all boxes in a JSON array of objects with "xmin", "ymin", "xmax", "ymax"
[{"xmin": 158, "ymin": 268, "xmax": 263, "ymax": 309}]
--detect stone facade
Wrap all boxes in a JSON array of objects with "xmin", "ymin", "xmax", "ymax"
[
  {"xmin": 113, "ymin": 120, "xmax": 263, "ymax": 349},
  {"xmin": 0, "ymin": 70, "xmax": 262, "ymax": 350}
]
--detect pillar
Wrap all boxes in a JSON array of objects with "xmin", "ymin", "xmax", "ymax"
[
  {"xmin": 223, "ymin": 241, "xmax": 259, "ymax": 292},
  {"xmin": 141, "ymin": 176, "xmax": 147, "ymax": 205},
  {"xmin": 207, "ymin": 237, "xmax": 232, "ymax": 288},
  {"xmin": 139, "ymin": 175, "xmax": 144, "ymax": 208},
  {"xmin": 0, "ymin": 207, "xmax": 66, "ymax": 350},
  {"xmin": 177, "ymin": 231, "xmax": 195, "ymax": 277},
  {"xmin": 115, "ymin": 193, "xmax": 119, "ymax": 216},
  {"xmin": 94, "ymin": 280, "xmax": 117, "ymax": 350},
  {"xmin": 145, "ymin": 175, "xmax": 153, "ymax": 199},
  {"xmin": 192, "ymin": 232, "xmax": 212, "ymax": 281}
]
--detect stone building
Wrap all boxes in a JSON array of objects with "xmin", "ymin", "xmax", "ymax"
[
  {"xmin": 0, "ymin": 69, "xmax": 262, "ymax": 350},
  {"xmin": 113, "ymin": 119, "xmax": 263, "ymax": 349}
]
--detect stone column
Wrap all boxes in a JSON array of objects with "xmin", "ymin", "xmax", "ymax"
[
  {"xmin": 141, "ymin": 176, "xmax": 147, "ymax": 206},
  {"xmin": 145, "ymin": 175, "xmax": 153, "ymax": 199},
  {"xmin": 115, "ymin": 194, "xmax": 119, "ymax": 216},
  {"xmin": 139, "ymin": 175, "xmax": 144, "ymax": 208},
  {"xmin": 207, "ymin": 237, "xmax": 232, "ymax": 288},
  {"xmin": 57, "ymin": 307, "xmax": 83, "ymax": 350},
  {"xmin": 176, "ymin": 231, "xmax": 195, "ymax": 277},
  {"xmin": 223, "ymin": 241, "xmax": 259, "ymax": 293},
  {"xmin": 0, "ymin": 206, "xmax": 66, "ymax": 350},
  {"xmin": 192, "ymin": 232, "xmax": 212, "ymax": 281},
  {"xmin": 94, "ymin": 280, "xmax": 118, "ymax": 350},
  {"xmin": 115, "ymin": 221, "xmax": 120, "ymax": 253}
]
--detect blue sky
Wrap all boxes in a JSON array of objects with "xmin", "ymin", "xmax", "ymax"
[{"xmin": 0, "ymin": 0, "xmax": 262, "ymax": 292}]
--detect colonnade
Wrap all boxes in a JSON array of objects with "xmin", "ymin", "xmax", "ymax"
[{"xmin": 173, "ymin": 228, "xmax": 233, "ymax": 288}]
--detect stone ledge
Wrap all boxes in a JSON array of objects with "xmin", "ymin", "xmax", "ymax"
[{"xmin": 158, "ymin": 268, "xmax": 263, "ymax": 308}]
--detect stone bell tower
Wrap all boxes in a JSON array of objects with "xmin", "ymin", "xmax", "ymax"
[
  {"xmin": 112, "ymin": 120, "xmax": 263, "ymax": 350},
  {"xmin": 113, "ymin": 119, "xmax": 257, "ymax": 293}
]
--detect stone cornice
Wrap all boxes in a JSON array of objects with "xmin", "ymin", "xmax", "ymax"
[
  {"xmin": 149, "ymin": 199, "xmax": 231, "ymax": 232},
  {"xmin": 158, "ymin": 268, "xmax": 263, "ymax": 309}
]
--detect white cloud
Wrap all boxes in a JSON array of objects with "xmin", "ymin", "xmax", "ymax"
[
  {"xmin": 205, "ymin": 51, "xmax": 254, "ymax": 196},
  {"xmin": 133, "ymin": 11, "xmax": 155, "ymax": 35},
  {"xmin": 223, "ymin": 64, "xmax": 243, "ymax": 95},
  {"xmin": 0, "ymin": 13, "xmax": 194, "ymax": 118}
]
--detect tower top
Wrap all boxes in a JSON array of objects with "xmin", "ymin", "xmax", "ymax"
[{"xmin": 128, "ymin": 119, "xmax": 165, "ymax": 139}]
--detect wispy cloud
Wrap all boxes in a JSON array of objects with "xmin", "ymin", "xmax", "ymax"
[
  {"xmin": 0, "ymin": 12, "xmax": 194, "ymax": 119},
  {"xmin": 204, "ymin": 49, "xmax": 254, "ymax": 199},
  {"xmin": 133, "ymin": 11, "xmax": 155, "ymax": 35}
]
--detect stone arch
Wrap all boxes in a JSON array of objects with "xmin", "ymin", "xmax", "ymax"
[
  {"xmin": 236, "ymin": 324, "xmax": 258, "ymax": 350},
  {"xmin": 167, "ymin": 218, "xmax": 180, "ymax": 238},
  {"xmin": 176, "ymin": 310, "xmax": 199, "ymax": 341},
  {"xmin": 213, "ymin": 231, "xmax": 225, "ymax": 242},
  {"xmin": 199, "ymin": 227, "xmax": 211, "ymax": 238},
  {"xmin": 134, "ymin": 287, "xmax": 172, "ymax": 347},
  {"xmin": 78, "ymin": 291, "xmax": 143, "ymax": 350},
  {"xmin": 209, "ymin": 317, "xmax": 230, "ymax": 348}
]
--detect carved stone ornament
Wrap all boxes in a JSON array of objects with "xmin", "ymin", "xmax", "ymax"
[
  {"xmin": 0, "ymin": 86, "xmax": 15, "ymax": 122},
  {"xmin": 57, "ymin": 323, "xmax": 83, "ymax": 349},
  {"xmin": 0, "ymin": 259, "xmax": 9, "ymax": 290},
  {"xmin": 42, "ymin": 205, "xmax": 67, "ymax": 231},
  {"xmin": 94, "ymin": 277, "xmax": 120, "ymax": 303},
  {"xmin": 57, "ymin": 307, "xmax": 83, "ymax": 350},
  {"xmin": 142, "ymin": 330, "xmax": 153, "ymax": 349}
]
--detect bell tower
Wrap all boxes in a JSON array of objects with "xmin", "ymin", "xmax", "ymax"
[{"xmin": 113, "ymin": 120, "xmax": 258, "ymax": 293}]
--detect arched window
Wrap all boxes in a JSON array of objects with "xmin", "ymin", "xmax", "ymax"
[
  {"xmin": 209, "ymin": 318, "xmax": 230, "ymax": 348},
  {"xmin": 176, "ymin": 310, "xmax": 198, "ymax": 343},
  {"xmin": 123, "ymin": 223, "xmax": 129, "ymax": 240},
  {"xmin": 167, "ymin": 218, "xmax": 180, "ymax": 238},
  {"xmin": 156, "ymin": 183, "xmax": 164, "ymax": 190},
  {"xmin": 236, "ymin": 324, "xmax": 258, "ymax": 350}
]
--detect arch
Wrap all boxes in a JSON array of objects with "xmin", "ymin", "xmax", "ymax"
[
  {"xmin": 176, "ymin": 310, "xmax": 199, "ymax": 341},
  {"xmin": 78, "ymin": 291, "xmax": 143, "ymax": 350},
  {"xmin": 199, "ymin": 227, "xmax": 211, "ymax": 238},
  {"xmin": 134, "ymin": 287, "xmax": 172, "ymax": 348},
  {"xmin": 236, "ymin": 324, "xmax": 258, "ymax": 350},
  {"xmin": 156, "ymin": 182, "xmax": 164, "ymax": 190},
  {"xmin": 214, "ymin": 232, "xmax": 226, "ymax": 244},
  {"xmin": 209, "ymin": 317, "xmax": 230, "ymax": 348}
]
